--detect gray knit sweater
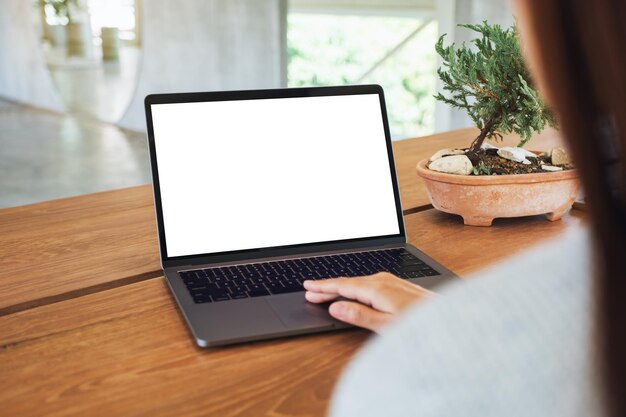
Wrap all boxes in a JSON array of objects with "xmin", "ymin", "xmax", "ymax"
[{"xmin": 330, "ymin": 226, "xmax": 603, "ymax": 417}]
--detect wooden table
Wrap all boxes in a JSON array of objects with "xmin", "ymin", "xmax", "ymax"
[{"xmin": 0, "ymin": 128, "xmax": 581, "ymax": 417}]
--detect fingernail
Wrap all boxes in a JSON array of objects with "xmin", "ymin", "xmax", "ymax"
[{"xmin": 329, "ymin": 302, "xmax": 346, "ymax": 318}]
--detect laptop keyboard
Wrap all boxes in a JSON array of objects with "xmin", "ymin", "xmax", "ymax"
[{"xmin": 179, "ymin": 248, "xmax": 440, "ymax": 304}]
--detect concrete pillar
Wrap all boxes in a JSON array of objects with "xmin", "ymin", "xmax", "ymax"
[
  {"xmin": 118, "ymin": 0, "xmax": 287, "ymax": 131},
  {"xmin": 0, "ymin": 0, "xmax": 64, "ymax": 111},
  {"xmin": 435, "ymin": 0, "xmax": 456, "ymax": 133}
]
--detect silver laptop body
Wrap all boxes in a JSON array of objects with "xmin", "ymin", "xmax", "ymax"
[{"xmin": 144, "ymin": 85, "xmax": 457, "ymax": 347}]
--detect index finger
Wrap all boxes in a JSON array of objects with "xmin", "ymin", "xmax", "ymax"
[{"xmin": 303, "ymin": 277, "xmax": 380, "ymax": 307}]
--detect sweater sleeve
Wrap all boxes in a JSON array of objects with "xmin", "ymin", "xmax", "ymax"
[{"xmin": 329, "ymin": 226, "xmax": 602, "ymax": 417}]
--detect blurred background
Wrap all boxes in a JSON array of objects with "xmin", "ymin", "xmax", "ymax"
[{"xmin": 0, "ymin": 0, "xmax": 513, "ymax": 208}]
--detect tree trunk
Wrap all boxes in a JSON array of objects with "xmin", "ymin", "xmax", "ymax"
[{"xmin": 470, "ymin": 117, "xmax": 497, "ymax": 152}]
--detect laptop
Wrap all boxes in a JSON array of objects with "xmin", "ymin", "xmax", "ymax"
[{"xmin": 144, "ymin": 85, "xmax": 457, "ymax": 347}]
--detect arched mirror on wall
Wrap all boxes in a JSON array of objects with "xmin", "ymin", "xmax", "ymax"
[{"xmin": 34, "ymin": 0, "xmax": 141, "ymax": 123}]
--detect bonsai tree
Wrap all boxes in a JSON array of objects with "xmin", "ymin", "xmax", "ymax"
[{"xmin": 435, "ymin": 21, "xmax": 556, "ymax": 152}]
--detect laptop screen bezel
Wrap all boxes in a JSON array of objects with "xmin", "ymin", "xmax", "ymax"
[{"xmin": 144, "ymin": 85, "xmax": 406, "ymax": 268}]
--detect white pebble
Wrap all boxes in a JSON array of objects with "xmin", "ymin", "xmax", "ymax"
[
  {"xmin": 551, "ymin": 147, "xmax": 571, "ymax": 165},
  {"xmin": 428, "ymin": 155, "xmax": 473, "ymax": 175},
  {"xmin": 429, "ymin": 148, "xmax": 466, "ymax": 162},
  {"xmin": 480, "ymin": 143, "xmax": 498, "ymax": 150},
  {"xmin": 497, "ymin": 147, "xmax": 527, "ymax": 163},
  {"xmin": 541, "ymin": 165, "xmax": 563, "ymax": 172}
]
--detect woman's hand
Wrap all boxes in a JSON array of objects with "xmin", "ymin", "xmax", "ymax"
[{"xmin": 303, "ymin": 272, "xmax": 435, "ymax": 332}]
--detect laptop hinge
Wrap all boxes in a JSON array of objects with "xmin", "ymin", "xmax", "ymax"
[{"xmin": 163, "ymin": 240, "xmax": 406, "ymax": 272}]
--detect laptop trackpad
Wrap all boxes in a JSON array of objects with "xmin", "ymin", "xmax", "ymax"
[{"xmin": 267, "ymin": 294, "xmax": 341, "ymax": 330}]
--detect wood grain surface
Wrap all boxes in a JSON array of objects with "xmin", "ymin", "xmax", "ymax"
[
  {"xmin": 0, "ymin": 277, "xmax": 370, "ymax": 417},
  {"xmin": 406, "ymin": 208, "xmax": 586, "ymax": 276},
  {"xmin": 0, "ymin": 126, "xmax": 569, "ymax": 316},
  {"xmin": 0, "ymin": 207, "xmax": 586, "ymax": 417},
  {"xmin": 0, "ymin": 185, "xmax": 160, "ymax": 315},
  {"xmin": 392, "ymin": 127, "xmax": 563, "ymax": 213}
]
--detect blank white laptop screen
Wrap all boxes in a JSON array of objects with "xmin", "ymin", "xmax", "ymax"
[{"xmin": 151, "ymin": 93, "xmax": 401, "ymax": 258}]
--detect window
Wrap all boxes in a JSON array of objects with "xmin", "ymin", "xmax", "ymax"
[
  {"xmin": 287, "ymin": 12, "xmax": 437, "ymax": 139},
  {"xmin": 88, "ymin": 0, "xmax": 136, "ymax": 41}
]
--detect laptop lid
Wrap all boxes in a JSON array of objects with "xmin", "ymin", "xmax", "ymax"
[{"xmin": 144, "ymin": 85, "xmax": 406, "ymax": 268}]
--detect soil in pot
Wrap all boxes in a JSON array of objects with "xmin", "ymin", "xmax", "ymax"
[{"xmin": 459, "ymin": 148, "xmax": 575, "ymax": 175}]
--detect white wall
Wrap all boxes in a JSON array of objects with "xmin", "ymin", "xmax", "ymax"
[
  {"xmin": 0, "ymin": 0, "xmax": 63, "ymax": 111},
  {"xmin": 0, "ymin": 0, "xmax": 509, "ymax": 134},
  {"xmin": 118, "ymin": 0, "xmax": 286, "ymax": 131}
]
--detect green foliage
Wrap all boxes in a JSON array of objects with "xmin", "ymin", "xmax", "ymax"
[
  {"xmin": 471, "ymin": 160, "xmax": 492, "ymax": 175},
  {"xmin": 287, "ymin": 14, "xmax": 437, "ymax": 138},
  {"xmin": 42, "ymin": 0, "xmax": 80, "ymax": 23},
  {"xmin": 435, "ymin": 21, "xmax": 556, "ymax": 150}
]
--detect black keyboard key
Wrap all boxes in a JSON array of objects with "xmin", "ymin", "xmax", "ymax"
[
  {"xmin": 180, "ymin": 271, "xmax": 197, "ymax": 279},
  {"xmin": 188, "ymin": 282, "xmax": 219, "ymax": 292},
  {"xmin": 188, "ymin": 284, "xmax": 208, "ymax": 291},
  {"xmin": 247, "ymin": 289, "xmax": 270, "ymax": 297},
  {"xmin": 297, "ymin": 271, "xmax": 315, "ymax": 279},
  {"xmin": 266, "ymin": 282, "xmax": 284, "ymax": 292},
  {"xmin": 422, "ymin": 268, "xmax": 440, "ymax": 276},
  {"xmin": 247, "ymin": 283, "xmax": 265, "ymax": 292},
  {"xmin": 349, "ymin": 268, "xmax": 367, "ymax": 277},
  {"xmin": 401, "ymin": 271, "xmax": 424, "ymax": 278},
  {"xmin": 398, "ymin": 257, "xmax": 424, "ymax": 266},
  {"xmin": 230, "ymin": 291, "xmax": 248, "ymax": 299},
  {"xmin": 211, "ymin": 292, "xmax": 230, "ymax": 302},
  {"xmin": 270, "ymin": 285, "xmax": 303, "ymax": 295},
  {"xmin": 398, "ymin": 265, "xmax": 424, "ymax": 273},
  {"xmin": 191, "ymin": 292, "xmax": 212, "ymax": 303}
]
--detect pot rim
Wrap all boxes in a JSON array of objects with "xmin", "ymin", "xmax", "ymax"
[{"xmin": 416, "ymin": 158, "xmax": 578, "ymax": 185}]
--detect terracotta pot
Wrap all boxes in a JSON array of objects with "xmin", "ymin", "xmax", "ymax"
[{"xmin": 416, "ymin": 157, "xmax": 580, "ymax": 226}]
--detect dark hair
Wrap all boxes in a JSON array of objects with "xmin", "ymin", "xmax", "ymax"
[{"xmin": 523, "ymin": 1, "xmax": 626, "ymax": 416}]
